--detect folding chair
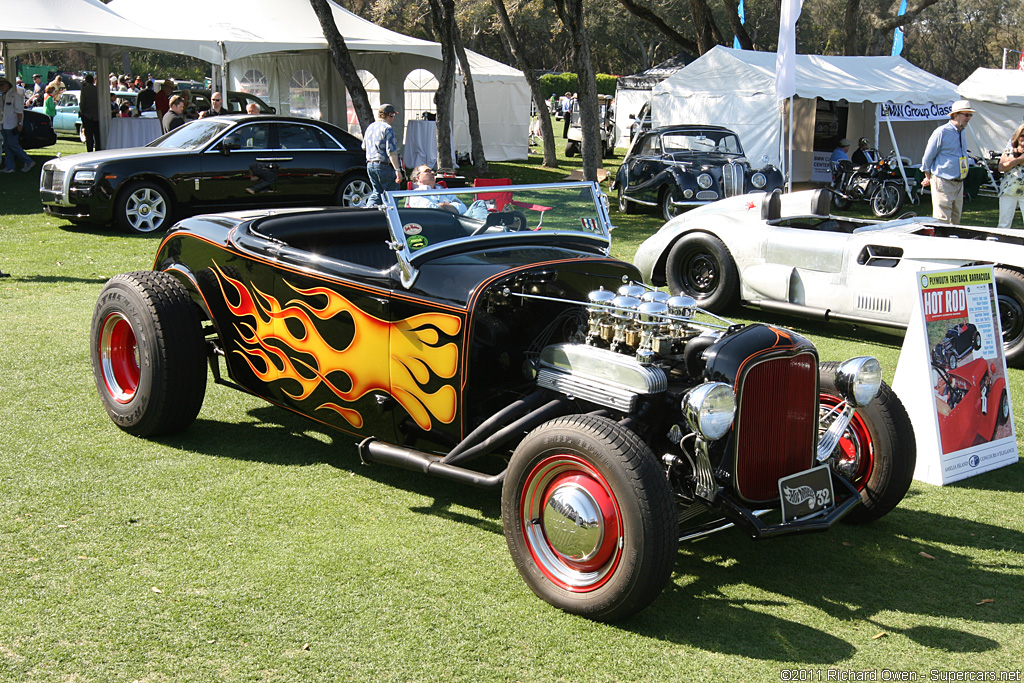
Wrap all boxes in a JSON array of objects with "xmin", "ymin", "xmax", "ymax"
[{"xmin": 472, "ymin": 178, "xmax": 552, "ymax": 228}]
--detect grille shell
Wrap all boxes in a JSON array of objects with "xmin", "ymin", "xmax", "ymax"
[{"xmin": 732, "ymin": 352, "xmax": 819, "ymax": 503}]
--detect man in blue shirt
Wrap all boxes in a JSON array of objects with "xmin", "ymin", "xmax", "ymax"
[
  {"xmin": 362, "ymin": 104, "xmax": 403, "ymax": 208},
  {"xmin": 921, "ymin": 100, "xmax": 974, "ymax": 224},
  {"xmin": 830, "ymin": 138, "xmax": 851, "ymax": 164}
]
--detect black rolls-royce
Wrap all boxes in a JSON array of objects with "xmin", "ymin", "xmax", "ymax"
[
  {"xmin": 39, "ymin": 115, "xmax": 371, "ymax": 234},
  {"xmin": 613, "ymin": 124, "xmax": 784, "ymax": 221}
]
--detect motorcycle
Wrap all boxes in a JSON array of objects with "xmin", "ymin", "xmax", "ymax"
[{"xmin": 830, "ymin": 152, "xmax": 918, "ymax": 219}]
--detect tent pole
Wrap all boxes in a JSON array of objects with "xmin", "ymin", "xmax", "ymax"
[
  {"xmin": 219, "ymin": 42, "xmax": 228, "ymax": 101},
  {"xmin": 787, "ymin": 96, "xmax": 794, "ymax": 192},
  {"xmin": 883, "ymin": 114, "xmax": 912, "ymax": 197}
]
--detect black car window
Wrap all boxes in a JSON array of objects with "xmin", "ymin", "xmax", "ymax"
[
  {"xmin": 640, "ymin": 135, "xmax": 660, "ymax": 155},
  {"xmin": 277, "ymin": 123, "xmax": 323, "ymax": 150},
  {"xmin": 223, "ymin": 122, "xmax": 272, "ymax": 150}
]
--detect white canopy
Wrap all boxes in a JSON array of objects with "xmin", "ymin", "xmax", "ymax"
[
  {"xmin": 651, "ymin": 46, "xmax": 959, "ymax": 182},
  {"xmin": 958, "ymin": 68, "xmax": 1024, "ymax": 155},
  {"xmin": 106, "ymin": 0, "xmax": 528, "ymax": 161},
  {"xmin": 0, "ymin": 0, "xmax": 212, "ymax": 57}
]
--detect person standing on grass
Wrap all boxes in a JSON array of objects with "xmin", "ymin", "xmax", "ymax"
[
  {"xmin": 0, "ymin": 78, "xmax": 34, "ymax": 174},
  {"xmin": 362, "ymin": 104, "xmax": 403, "ymax": 208},
  {"xmin": 921, "ymin": 100, "xmax": 975, "ymax": 224},
  {"xmin": 997, "ymin": 123, "xmax": 1024, "ymax": 229},
  {"xmin": 80, "ymin": 73, "xmax": 101, "ymax": 152}
]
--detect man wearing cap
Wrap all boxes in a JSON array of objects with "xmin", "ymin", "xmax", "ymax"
[
  {"xmin": 0, "ymin": 78, "xmax": 34, "ymax": 174},
  {"xmin": 362, "ymin": 104, "xmax": 403, "ymax": 207},
  {"xmin": 921, "ymin": 100, "xmax": 975, "ymax": 224},
  {"xmin": 830, "ymin": 138, "xmax": 852, "ymax": 164}
]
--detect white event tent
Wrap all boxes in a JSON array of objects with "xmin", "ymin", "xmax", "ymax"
[
  {"xmin": 612, "ymin": 53, "xmax": 692, "ymax": 148},
  {"xmin": 1, "ymin": 0, "xmax": 214, "ymax": 145},
  {"xmin": 957, "ymin": 68, "xmax": 1024, "ymax": 155},
  {"xmin": 650, "ymin": 46, "xmax": 959, "ymax": 183},
  {"xmin": 106, "ymin": 0, "xmax": 530, "ymax": 161}
]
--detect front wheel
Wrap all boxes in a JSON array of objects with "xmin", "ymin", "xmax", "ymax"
[
  {"xmin": 660, "ymin": 186, "xmax": 683, "ymax": 222},
  {"xmin": 337, "ymin": 173, "xmax": 372, "ymax": 207},
  {"xmin": 565, "ymin": 140, "xmax": 580, "ymax": 157},
  {"xmin": 664, "ymin": 233, "xmax": 739, "ymax": 312},
  {"xmin": 90, "ymin": 271, "xmax": 208, "ymax": 437},
  {"xmin": 116, "ymin": 180, "xmax": 173, "ymax": 234},
  {"xmin": 818, "ymin": 362, "xmax": 916, "ymax": 524},
  {"xmin": 870, "ymin": 183, "xmax": 907, "ymax": 219},
  {"xmin": 502, "ymin": 415, "xmax": 677, "ymax": 621},
  {"xmin": 831, "ymin": 189, "xmax": 852, "ymax": 210}
]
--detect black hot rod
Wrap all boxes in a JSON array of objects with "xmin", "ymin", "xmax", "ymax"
[{"xmin": 90, "ymin": 182, "xmax": 915, "ymax": 620}]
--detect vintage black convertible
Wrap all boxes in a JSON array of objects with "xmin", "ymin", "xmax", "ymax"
[
  {"xmin": 613, "ymin": 124, "xmax": 784, "ymax": 221},
  {"xmin": 39, "ymin": 114, "xmax": 370, "ymax": 234},
  {"xmin": 90, "ymin": 182, "xmax": 915, "ymax": 620}
]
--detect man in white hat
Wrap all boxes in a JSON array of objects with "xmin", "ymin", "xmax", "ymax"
[{"xmin": 921, "ymin": 100, "xmax": 975, "ymax": 224}]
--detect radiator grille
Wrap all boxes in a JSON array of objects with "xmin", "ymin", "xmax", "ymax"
[
  {"xmin": 42, "ymin": 169, "xmax": 64, "ymax": 193},
  {"xmin": 733, "ymin": 353, "xmax": 818, "ymax": 503},
  {"xmin": 722, "ymin": 161, "xmax": 744, "ymax": 197}
]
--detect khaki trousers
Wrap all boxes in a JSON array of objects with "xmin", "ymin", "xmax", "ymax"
[{"xmin": 931, "ymin": 175, "xmax": 964, "ymax": 224}]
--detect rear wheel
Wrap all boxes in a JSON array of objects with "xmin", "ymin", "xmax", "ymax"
[
  {"xmin": 91, "ymin": 271, "xmax": 207, "ymax": 437},
  {"xmin": 664, "ymin": 233, "xmax": 739, "ymax": 312},
  {"xmin": 502, "ymin": 415, "xmax": 677, "ymax": 621},
  {"xmin": 870, "ymin": 183, "xmax": 907, "ymax": 219},
  {"xmin": 995, "ymin": 267, "xmax": 1024, "ymax": 366},
  {"xmin": 337, "ymin": 173, "xmax": 372, "ymax": 207},
  {"xmin": 116, "ymin": 180, "xmax": 173, "ymax": 234},
  {"xmin": 617, "ymin": 185, "xmax": 638, "ymax": 214},
  {"xmin": 565, "ymin": 140, "xmax": 580, "ymax": 157},
  {"xmin": 818, "ymin": 362, "xmax": 915, "ymax": 524}
]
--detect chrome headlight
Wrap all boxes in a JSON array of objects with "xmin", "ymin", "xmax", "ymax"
[
  {"xmin": 751, "ymin": 172, "xmax": 767, "ymax": 189},
  {"xmin": 683, "ymin": 188, "xmax": 694, "ymax": 199},
  {"xmin": 834, "ymin": 356, "xmax": 882, "ymax": 407},
  {"xmin": 72, "ymin": 169, "xmax": 97, "ymax": 183},
  {"xmin": 683, "ymin": 382, "xmax": 735, "ymax": 441},
  {"xmin": 697, "ymin": 173, "xmax": 713, "ymax": 189}
]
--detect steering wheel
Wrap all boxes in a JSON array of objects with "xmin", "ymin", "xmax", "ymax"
[{"xmin": 474, "ymin": 210, "xmax": 530, "ymax": 234}]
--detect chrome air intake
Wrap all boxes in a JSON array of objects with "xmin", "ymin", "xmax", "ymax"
[{"xmin": 536, "ymin": 343, "xmax": 667, "ymax": 412}]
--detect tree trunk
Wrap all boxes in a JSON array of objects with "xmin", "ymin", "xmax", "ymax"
[
  {"xmin": 449, "ymin": 0, "xmax": 489, "ymax": 175},
  {"xmin": 553, "ymin": 0, "xmax": 600, "ymax": 181},
  {"xmin": 310, "ymin": 0, "xmax": 373, "ymax": 130},
  {"xmin": 428, "ymin": 0, "xmax": 456, "ymax": 169},
  {"xmin": 491, "ymin": 0, "xmax": 558, "ymax": 168},
  {"xmin": 719, "ymin": 0, "xmax": 755, "ymax": 50}
]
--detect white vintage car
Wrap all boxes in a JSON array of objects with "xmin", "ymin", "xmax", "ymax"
[{"xmin": 633, "ymin": 189, "xmax": 1024, "ymax": 366}]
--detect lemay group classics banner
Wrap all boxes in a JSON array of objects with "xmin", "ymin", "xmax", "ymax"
[{"xmin": 892, "ymin": 266, "xmax": 1018, "ymax": 485}]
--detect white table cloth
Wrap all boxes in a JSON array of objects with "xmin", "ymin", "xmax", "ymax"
[{"xmin": 107, "ymin": 117, "xmax": 163, "ymax": 149}]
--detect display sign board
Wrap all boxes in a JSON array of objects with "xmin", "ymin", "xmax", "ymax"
[
  {"xmin": 892, "ymin": 266, "xmax": 1017, "ymax": 485},
  {"xmin": 811, "ymin": 151, "xmax": 832, "ymax": 183},
  {"xmin": 877, "ymin": 101, "xmax": 953, "ymax": 122}
]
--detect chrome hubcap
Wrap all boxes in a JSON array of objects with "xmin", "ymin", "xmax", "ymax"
[{"xmin": 521, "ymin": 455, "xmax": 622, "ymax": 590}]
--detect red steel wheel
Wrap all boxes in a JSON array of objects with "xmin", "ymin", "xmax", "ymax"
[
  {"xmin": 97, "ymin": 312, "xmax": 141, "ymax": 404},
  {"xmin": 502, "ymin": 415, "xmax": 676, "ymax": 621},
  {"xmin": 818, "ymin": 362, "xmax": 916, "ymax": 524},
  {"xmin": 519, "ymin": 454, "xmax": 623, "ymax": 591}
]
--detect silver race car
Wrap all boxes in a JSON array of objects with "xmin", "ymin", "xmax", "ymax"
[{"xmin": 634, "ymin": 189, "xmax": 1024, "ymax": 365}]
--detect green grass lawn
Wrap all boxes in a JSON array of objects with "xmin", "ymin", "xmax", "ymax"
[{"xmin": 1, "ymin": 133, "xmax": 1022, "ymax": 682}]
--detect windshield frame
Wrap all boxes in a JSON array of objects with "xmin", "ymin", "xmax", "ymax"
[{"xmin": 383, "ymin": 181, "xmax": 613, "ymax": 288}]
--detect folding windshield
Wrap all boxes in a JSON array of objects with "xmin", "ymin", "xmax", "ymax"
[
  {"xmin": 384, "ymin": 181, "xmax": 613, "ymax": 288},
  {"xmin": 662, "ymin": 130, "xmax": 743, "ymax": 155}
]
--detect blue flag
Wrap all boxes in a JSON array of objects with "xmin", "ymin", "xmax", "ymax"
[
  {"xmin": 891, "ymin": 0, "xmax": 907, "ymax": 56},
  {"xmin": 734, "ymin": 0, "xmax": 745, "ymax": 49}
]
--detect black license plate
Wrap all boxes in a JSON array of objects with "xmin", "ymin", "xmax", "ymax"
[{"xmin": 778, "ymin": 465, "xmax": 835, "ymax": 522}]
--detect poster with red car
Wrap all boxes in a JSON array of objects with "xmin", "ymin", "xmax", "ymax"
[{"xmin": 893, "ymin": 266, "xmax": 1017, "ymax": 485}]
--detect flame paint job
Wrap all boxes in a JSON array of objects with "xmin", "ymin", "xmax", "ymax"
[{"xmin": 211, "ymin": 264, "xmax": 461, "ymax": 431}]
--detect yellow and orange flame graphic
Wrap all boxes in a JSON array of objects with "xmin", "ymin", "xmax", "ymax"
[{"xmin": 212, "ymin": 265, "xmax": 461, "ymax": 431}]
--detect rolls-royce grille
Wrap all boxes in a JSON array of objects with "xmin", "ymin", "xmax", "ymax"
[
  {"xmin": 722, "ymin": 161, "xmax": 744, "ymax": 198},
  {"xmin": 42, "ymin": 169, "xmax": 64, "ymax": 193},
  {"xmin": 733, "ymin": 353, "xmax": 818, "ymax": 503}
]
